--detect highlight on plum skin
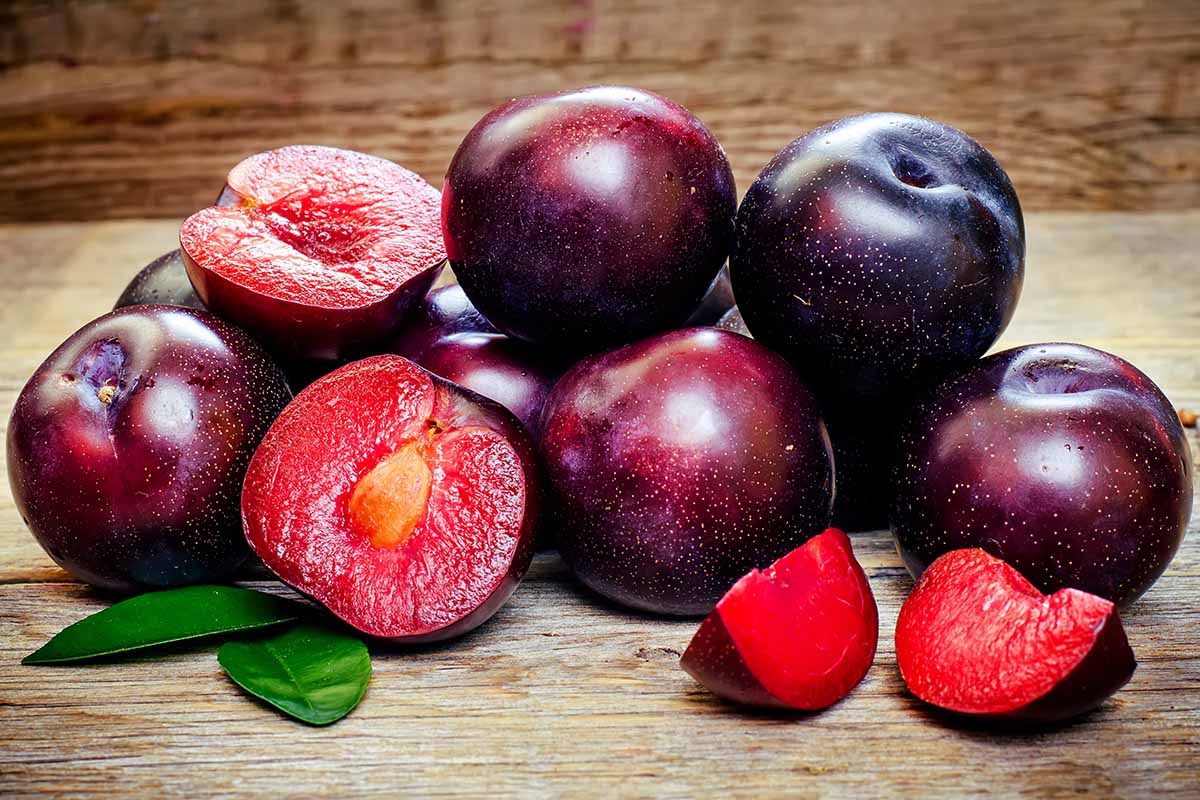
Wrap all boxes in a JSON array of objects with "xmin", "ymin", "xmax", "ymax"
[
  {"xmin": 240, "ymin": 354, "xmax": 540, "ymax": 643},
  {"xmin": 681, "ymin": 528, "xmax": 878, "ymax": 711},
  {"xmin": 180, "ymin": 145, "xmax": 446, "ymax": 364},
  {"xmin": 895, "ymin": 548, "xmax": 1136, "ymax": 723}
]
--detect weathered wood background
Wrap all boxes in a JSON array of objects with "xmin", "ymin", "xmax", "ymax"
[
  {"xmin": 1, "ymin": 213, "xmax": 1198, "ymax": 797},
  {"xmin": 1, "ymin": 0, "xmax": 1199, "ymax": 222},
  {"xmin": 2, "ymin": 1, "xmax": 1199, "ymax": 796}
]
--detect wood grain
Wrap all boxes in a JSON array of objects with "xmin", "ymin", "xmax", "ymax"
[
  {"xmin": 1, "ymin": 0, "xmax": 1199, "ymax": 222},
  {"xmin": 1, "ymin": 212, "xmax": 1198, "ymax": 798}
]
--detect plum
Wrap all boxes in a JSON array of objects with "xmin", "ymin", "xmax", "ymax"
[
  {"xmin": 444, "ymin": 86, "xmax": 737, "ymax": 354},
  {"xmin": 896, "ymin": 548, "xmax": 1136, "ymax": 722},
  {"xmin": 114, "ymin": 250, "xmax": 204, "ymax": 310},
  {"xmin": 892, "ymin": 343, "xmax": 1192, "ymax": 606},
  {"xmin": 385, "ymin": 283, "xmax": 497, "ymax": 362},
  {"xmin": 7, "ymin": 305, "xmax": 291, "ymax": 593},
  {"xmin": 241, "ymin": 355, "xmax": 539, "ymax": 642},
  {"xmin": 682, "ymin": 528, "xmax": 877, "ymax": 710},
  {"xmin": 539, "ymin": 328, "xmax": 834, "ymax": 616},
  {"xmin": 181, "ymin": 145, "xmax": 446, "ymax": 364},
  {"xmin": 731, "ymin": 112, "xmax": 1025, "ymax": 402},
  {"xmin": 414, "ymin": 333, "xmax": 561, "ymax": 437}
]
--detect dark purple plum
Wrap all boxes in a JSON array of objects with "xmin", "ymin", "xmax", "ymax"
[
  {"xmin": 7, "ymin": 305, "xmax": 292, "ymax": 594},
  {"xmin": 685, "ymin": 265, "xmax": 735, "ymax": 326},
  {"xmin": 385, "ymin": 283, "xmax": 497, "ymax": 362},
  {"xmin": 731, "ymin": 112, "xmax": 1025, "ymax": 402},
  {"xmin": 443, "ymin": 86, "xmax": 737, "ymax": 354},
  {"xmin": 892, "ymin": 343, "xmax": 1193, "ymax": 606},
  {"xmin": 414, "ymin": 332, "xmax": 562, "ymax": 437},
  {"xmin": 539, "ymin": 328, "xmax": 834, "ymax": 616},
  {"xmin": 114, "ymin": 250, "xmax": 205, "ymax": 311}
]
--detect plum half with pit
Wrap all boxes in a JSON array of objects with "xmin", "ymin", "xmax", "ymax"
[
  {"xmin": 539, "ymin": 328, "xmax": 834, "ymax": 616},
  {"xmin": 241, "ymin": 355, "xmax": 539, "ymax": 642},
  {"xmin": 896, "ymin": 548, "xmax": 1136, "ymax": 722},
  {"xmin": 444, "ymin": 86, "xmax": 737, "ymax": 354},
  {"xmin": 114, "ymin": 250, "xmax": 204, "ymax": 311},
  {"xmin": 731, "ymin": 112, "xmax": 1025, "ymax": 402},
  {"xmin": 682, "ymin": 528, "xmax": 877, "ymax": 710},
  {"xmin": 892, "ymin": 343, "xmax": 1193, "ymax": 606},
  {"xmin": 7, "ymin": 305, "xmax": 291, "ymax": 593},
  {"xmin": 181, "ymin": 145, "xmax": 446, "ymax": 363}
]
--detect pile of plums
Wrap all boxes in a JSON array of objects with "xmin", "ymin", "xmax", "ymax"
[{"xmin": 8, "ymin": 86, "xmax": 1192, "ymax": 722}]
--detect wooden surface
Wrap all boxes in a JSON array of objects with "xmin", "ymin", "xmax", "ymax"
[
  {"xmin": 2, "ymin": 0, "xmax": 1200, "ymax": 222},
  {"xmin": 1, "ymin": 212, "xmax": 1199, "ymax": 798}
]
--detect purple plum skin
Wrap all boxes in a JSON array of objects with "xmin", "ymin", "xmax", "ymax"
[
  {"xmin": 892, "ymin": 343, "xmax": 1193, "ymax": 606},
  {"xmin": 385, "ymin": 283, "xmax": 497, "ymax": 362},
  {"xmin": 114, "ymin": 250, "xmax": 205, "ymax": 311},
  {"xmin": 539, "ymin": 328, "xmax": 834, "ymax": 616},
  {"xmin": 7, "ymin": 305, "xmax": 292, "ymax": 594},
  {"xmin": 443, "ymin": 86, "xmax": 737, "ymax": 354},
  {"xmin": 415, "ymin": 332, "xmax": 562, "ymax": 437},
  {"xmin": 730, "ymin": 112, "xmax": 1025, "ymax": 403}
]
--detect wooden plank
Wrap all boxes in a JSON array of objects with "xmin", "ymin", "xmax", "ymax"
[
  {"xmin": 0, "ymin": 212, "xmax": 1198, "ymax": 797},
  {"xmin": 1, "ymin": 0, "xmax": 1199, "ymax": 222}
]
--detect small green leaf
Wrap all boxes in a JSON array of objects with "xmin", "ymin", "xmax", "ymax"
[
  {"xmin": 23, "ymin": 585, "xmax": 304, "ymax": 665},
  {"xmin": 218, "ymin": 623, "xmax": 371, "ymax": 725}
]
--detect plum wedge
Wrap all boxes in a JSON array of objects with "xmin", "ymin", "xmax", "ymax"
[{"xmin": 895, "ymin": 548, "xmax": 1136, "ymax": 722}]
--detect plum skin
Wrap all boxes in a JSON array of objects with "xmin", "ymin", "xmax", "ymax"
[
  {"xmin": 444, "ymin": 85, "xmax": 737, "ymax": 354},
  {"xmin": 415, "ymin": 333, "xmax": 562, "ymax": 437},
  {"xmin": 114, "ymin": 250, "xmax": 205, "ymax": 311},
  {"xmin": 384, "ymin": 283, "xmax": 497, "ymax": 362},
  {"xmin": 731, "ymin": 112, "xmax": 1025, "ymax": 403},
  {"xmin": 7, "ymin": 305, "xmax": 292, "ymax": 594},
  {"xmin": 891, "ymin": 343, "xmax": 1193, "ymax": 606},
  {"xmin": 539, "ymin": 327, "xmax": 834, "ymax": 616}
]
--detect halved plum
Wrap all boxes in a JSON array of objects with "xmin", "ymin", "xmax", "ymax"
[
  {"xmin": 241, "ymin": 355, "xmax": 539, "ymax": 642},
  {"xmin": 895, "ymin": 548, "xmax": 1136, "ymax": 722},
  {"xmin": 681, "ymin": 528, "xmax": 878, "ymax": 710},
  {"xmin": 181, "ymin": 146, "xmax": 446, "ymax": 363}
]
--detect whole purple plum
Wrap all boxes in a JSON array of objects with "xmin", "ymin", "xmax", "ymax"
[
  {"xmin": 114, "ymin": 250, "xmax": 205, "ymax": 311},
  {"xmin": 539, "ymin": 328, "xmax": 834, "ymax": 615},
  {"xmin": 731, "ymin": 113, "xmax": 1025, "ymax": 402},
  {"xmin": 415, "ymin": 332, "xmax": 562, "ymax": 437},
  {"xmin": 443, "ymin": 86, "xmax": 737, "ymax": 354},
  {"xmin": 7, "ymin": 305, "xmax": 292, "ymax": 593},
  {"xmin": 385, "ymin": 283, "xmax": 497, "ymax": 362},
  {"xmin": 892, "ymin": 343, "xmax": 1192, "ymax": 606}
]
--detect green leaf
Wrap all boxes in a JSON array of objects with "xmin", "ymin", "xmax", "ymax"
[
  {"xmin": 218, "ymin": 623, "xmax": 371, "ymax": 725},
  {"xmin": 23, "ymin": 585, "xmax": 305, "ymax": 665}
]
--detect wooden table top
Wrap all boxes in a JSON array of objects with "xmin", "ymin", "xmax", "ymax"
[{"xmin": 1, "ymin": 211, "xmax": 1197, "ymax": 798}]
